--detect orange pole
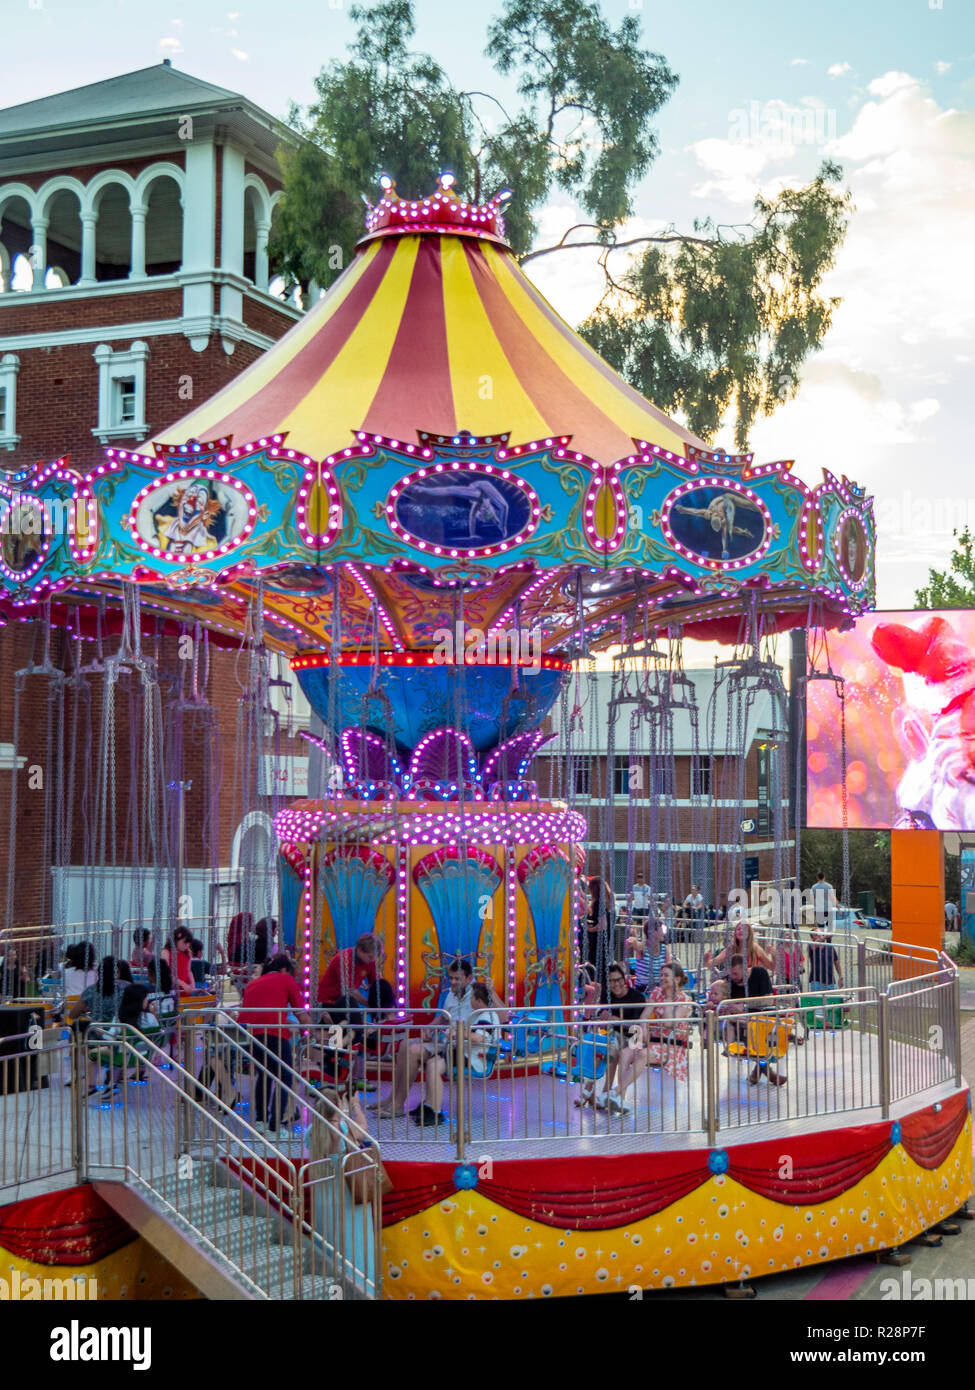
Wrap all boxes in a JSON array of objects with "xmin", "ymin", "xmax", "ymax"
[{"xmin": 890, "ymin": 830, "xmax": 943, "ymax": 971}]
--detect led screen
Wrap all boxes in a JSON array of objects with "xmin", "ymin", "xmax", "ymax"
[{"xmin": 806, "ymin": 609, "xmax": 975, "ymax": 830}]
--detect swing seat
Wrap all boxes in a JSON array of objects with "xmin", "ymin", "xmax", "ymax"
[
  {"xmin": 500, "ymin": 1012, "xmax": 552, "ymax": 1057},
  {"xmin": 88, "ymin": 1021, "xmax": 161, "ymax": 1077},
  {"xmin": 468, "ymin": 1042, "xmax": 500, "ymax": 1080},
  {"xmin": 541, "ymin": 1031, "xmax": 609, "ymax": 1083},
  {"xmin": 799, "ymin": 994, "xmax": 847, "ymax": 1029},
  {"xmin": 727, "ymin": 1017, "xmax": 789, "ymax": 1071}
]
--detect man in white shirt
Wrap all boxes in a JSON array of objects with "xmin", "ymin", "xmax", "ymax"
[
  {"xmin": 945, "ymin": 900, "xmax": 959, "ymax": 929},
  {"xmin": 630, "ymin": 879, "xmax": 651, "ymax": 918},
  {"xmin": 684, "ymin": 885, "xmax": 705, "ymax": 923},
  {"xmin": 375, "ymin": 958, "xmax": 474, "ymax": 1121}
]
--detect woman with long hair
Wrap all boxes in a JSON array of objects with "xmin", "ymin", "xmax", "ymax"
[
  {"xmin": 162, "ymin": 925, "xmax": 196, "ymax": 994},
  {"xmin": 606, "ymin": 962, "xmax": 693, "ymax": 1112},
  {"xmin": 704, "ymin": 919, "xmax": 772, "ymax": 973},
  {"xmin": 69, "ymin": 955, "xmax": 132, "ymax": 1024}
]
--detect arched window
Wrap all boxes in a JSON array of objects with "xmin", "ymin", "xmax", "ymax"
[
  {"xmin": 10, "ymin": 254, "xmax": 33, "ymax": 291},
  {"xmin": 93, "ymin": 183, "xmax": 132, "ymax": 281},
  {"xmin": 143, "ymin": 175, "xmax": 182, "ymax": 275},
  {"xmin": 0, "ymin": 194, "xmax": 33, "ymax": 292},
  {"xmin": 43, "ymin": 189, "xmax": 83, "ymax": 285},
  {"xmin": 243, "ymin": 184, "xmax": 260, "ymax": 285}
]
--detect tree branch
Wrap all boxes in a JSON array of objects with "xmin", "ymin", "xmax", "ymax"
[{"xmin": 519, "ymin": 228, "xmax": 716, "ymax": 265}]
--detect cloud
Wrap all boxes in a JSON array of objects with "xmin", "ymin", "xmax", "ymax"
[
  {"xmin": 681, "ymin": 72, "xmax": 974, "ymax": 607},
  {"xmin": 157, "ymin": 36, "xmax": 183, "ymax": 54},
  {"xmin": 230, "ymin": 48, "xmax": 248, "ymax": 61},
  {"xmin": 935, "ymin": 61, "xmax": 951, "ymax": 75},
  {"xmin": 172, "ymin": 16, "xmax": 183, "ymax": 26},
  {"xmin": 688, "ymin": 100, "xmax": 837, "ymax": 202},
  {"xmin": 828, "ymin": 62, "xmax": 853, "ymax": 78},
  {"xmin": 791, "ymin": 58, "xmax": 810, "ymax": 67}
]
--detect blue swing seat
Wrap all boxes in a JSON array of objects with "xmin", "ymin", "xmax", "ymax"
[
  {"xmin": 499, "ymin": 1011, "xmax": 553, "ymax": 1057},
  {"xmin": 541, "ymin": 1031, "xmax": 609, "ymax": 1083}
]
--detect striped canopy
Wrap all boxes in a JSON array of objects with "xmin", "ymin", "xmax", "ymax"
[
  {"xmin": 0, "ymin": 192, "xmax": 874, "ymax": 660},
  {"xmin": 162, "ymin": 232, "xmax": 706, "ymax": 465}
]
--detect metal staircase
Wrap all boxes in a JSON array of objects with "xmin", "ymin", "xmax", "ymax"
[{"xmin": 0, "ymin": 1023, "xmax": 382, "ymax": 1300}]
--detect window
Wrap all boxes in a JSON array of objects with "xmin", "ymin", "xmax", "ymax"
[
  {"xmin": 573, "ymin": 765, "xmax": 590, "ymax": 797},
  {"xmin": 613, "ymin": 756, "xmax": 632, "ymax": 796},
  {"xmin": 691, "ymin": 754, "xmax": 712, "ymax": 798},
  {"xmin": 93, "ymin": 342, "xmax": 149, "ymax": 443},
  {"xmin": 651, "ymin": 755, "xmax": 674, "ymax": 797},
  {"xmin": 0, "ymin": 355, "xmax": 19, "ymax": 450},
  {"xmin": 114, "ymin": 376, "xmax": 137, "ymax": 426}
]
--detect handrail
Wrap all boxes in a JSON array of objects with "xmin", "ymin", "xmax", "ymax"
[
  {"xmin": 208, "ymin": 1022, "xmax": 374, "ymax": 1154},
  {"xmin": 80, "ymin": 1024, "xmax": 303, "ymax": 1298}
]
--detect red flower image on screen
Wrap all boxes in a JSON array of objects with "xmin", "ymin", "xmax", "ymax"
[{"xmin": 806, "ymin": 611, "xmax": 975, "ymax": 830}]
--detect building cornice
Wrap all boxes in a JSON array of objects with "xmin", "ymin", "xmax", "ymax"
[
  {"xmin": 0, "ymin": 310, "xmax": 280, "ymax": 355},
  {"xmin": 0, "ymin": 102, "xmax": 299, "ymax": 167},
  {"xmin": 0, "ymin": 270, "xmax": 300, "ymax": 347}
]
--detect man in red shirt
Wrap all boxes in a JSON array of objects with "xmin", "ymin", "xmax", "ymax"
[
  {"xmin": 239, "ymin": 955, "xmax": 311, "ymax": 1132},
  {"xmin": 317, "ymin": 934, "xmax": 393, "ymax": 1018}
]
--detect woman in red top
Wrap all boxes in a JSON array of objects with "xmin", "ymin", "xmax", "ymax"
[
  {"xmin": 240, "ymin": 955, "xmax": 311, "ymax": 1132},
  {"xmin": 162, "ymin": 926, "xmax": 196, "ymax": 994}
]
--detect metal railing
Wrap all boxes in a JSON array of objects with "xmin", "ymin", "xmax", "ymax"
[
  {"xmin": 177, "ymin": 1015, "xmax": 381, "ymax": 1298},
  {"xmin": 714, "ymin": 990, "xmax": 882, "ymax": 1130},
  {"xmin": 885, "ymin": 974, "xmax": 960, "ymax": 1105},
  {"xmin": 0, "ymin": 1026, "xmax": 75, "ymax": 1194},
  {"xmin": 1, "ymin": 955, "xmax": 963, "ymax": 1288},
  {"xmin": 184, "ymin": 957, "xmax": 965, "ymax": 1157},
  {"xmin": 0, "ymin": 1017, "xmax": 381, "ymax": 1300},
  {"xmin": 457, "ymin": 1003, "xmax": 710, "ymax": 1146}
]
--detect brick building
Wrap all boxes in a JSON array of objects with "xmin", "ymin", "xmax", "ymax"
[
  {"xmin": 0, "ymin": 64, "xmax": 313, "ymax": 930},
  {"xmin": 537, "ymin": 669, "xmax": 795, "ymax": 910}
]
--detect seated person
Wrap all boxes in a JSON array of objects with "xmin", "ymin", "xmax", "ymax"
[
  {"xmin": 626, "ymin": 919, "xmax": 668, "ymax": 995},
  {"xmin": 605, "ymin": 963, "xmax": 693, "ymax": 1113},
  {"xmin": 92, "ymin": 984, "xmax": 158, "ymax": 1092},
  {"xmin": 189, "ymin": 937, "xmax": 210, "ymax": 987},
  {"xmin": 162, "ymin": 926, "xmax": 197, "ymax": 995},
  {"xmin": 726, "ymin": 959, "xmax": 786, "ymax": 1087},
  {"xmin": 254, "ymin": 918, "xmax": 280, "ymax": 968},
  {"xmin": 704, "ymin": 922, "xmax": 773, "ymax": 973},
  {"xmin": 374, "ymin": 958, "xmax": 476, "ymax": 1122},
  {"xmin": 577, "ymin": 962, "xmax": 646, "ymax": 1109},
  {"xmin": 129, "ymin": 930, "xmax": 153, "ymax": 971},
  {"xmin": 776, "ymin": 938, "xmax": 805, "ymax": 989},
  {"xmin": 317, "ymin": 933, "xmax": 394, "ymax": 1025},
  {"xmin": 644, "ymin": 961, "xmax": 693, "ymax": 1044},
  {"xmin": 69, "ymin": 955, "xmax": 133, "ymax": 1025},
  {"xmin": 145, "ymin": 957, "xmax": 177, "ymax": 1051},
  {"xmin": 63, "ymin": 942, "xmax": 98, "ymax": 997},
  {"xmin": 466, "ymin": 982, "xmax": 503, "ymax": 1077},
  {"xmin": 227, "ymin": 912, "xmax": 255, "ymax": 966},
  {"xmin": 706, "ymin": 976, "xmax": 730, "ymax": 1008}
]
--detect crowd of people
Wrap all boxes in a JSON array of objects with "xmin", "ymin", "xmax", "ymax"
[{"xmin": 15, "ymin": 869, "xmax": 852, "ymax": 1126}]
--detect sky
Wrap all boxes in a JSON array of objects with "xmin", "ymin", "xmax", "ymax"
[{"xmin": 4, "ymin": 0, "xmax": 975, "ymax": 613}]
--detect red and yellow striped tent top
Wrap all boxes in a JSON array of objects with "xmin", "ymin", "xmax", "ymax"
[{"xmin": 161, "ymin": 222, "xmax": 706, "ymax": 464}]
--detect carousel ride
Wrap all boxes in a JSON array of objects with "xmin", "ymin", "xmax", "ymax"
[
  {"xmin": 0, "ymin": 176, "xmax": 875, "ymax": 1010},
  {"xmin": 3, "ymin": 179, "xmax": 972, "ymax": 1308}
]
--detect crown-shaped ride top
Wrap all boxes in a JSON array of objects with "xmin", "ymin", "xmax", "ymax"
[{"xmin": 362, "ymin": 173, "xmax": 512, "ymax": 246}]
